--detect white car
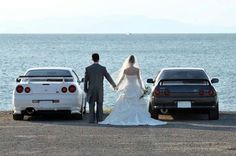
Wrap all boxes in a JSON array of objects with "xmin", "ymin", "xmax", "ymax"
[{"xmin": 12, "ymin": 67, "xmax": 86, "ymax": 120}]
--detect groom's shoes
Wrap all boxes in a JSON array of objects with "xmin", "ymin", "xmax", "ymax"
[
  {"xmin": 89, "ymin": 120, "xmax": 101, "ymax": 124},
  {"xmin": 89, "ymin": 121, "xmax": 95, "ymax": 124},
  {"xmin": 89, "ymin": 117, "xmax": 103, "ymax": 123}
]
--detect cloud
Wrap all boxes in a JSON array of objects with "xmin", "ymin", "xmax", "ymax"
[{"xmin": 0, "ymin": 0, "xmax": 236, "ymax": 33}]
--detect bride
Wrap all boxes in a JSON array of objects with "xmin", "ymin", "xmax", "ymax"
[{"xmin": 99, "ymin": 55, "xmax": 167, "ymax": 126}]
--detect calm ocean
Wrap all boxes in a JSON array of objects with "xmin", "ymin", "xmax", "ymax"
[{"xmin": 0, "ymin": 34, "xmax": 236, "ymax": 111}]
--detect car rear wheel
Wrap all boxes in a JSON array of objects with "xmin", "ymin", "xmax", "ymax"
[
  {"xmin": 72, "ymin": 113, "xmax": 83, "ymax": 120},
  {"xmin": 208, "ymin": 105, "xmax": 219, "ymax": 120},
  {"xmin": 13, "ymin": 114, "xmax": 24, "ymax": 120},
  {"xmin": 149, "ymin": 104, "xmax": 159, "ymax": 119}
]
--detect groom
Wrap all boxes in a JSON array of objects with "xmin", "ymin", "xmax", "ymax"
[{"xmin": 84, "ymin": 53, "xmax": 116, "ymax": 123}]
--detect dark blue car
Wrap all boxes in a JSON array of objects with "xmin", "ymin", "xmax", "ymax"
[{"xmin": 147, "ymin": 68, "xmax": 219, "ymax": 120}]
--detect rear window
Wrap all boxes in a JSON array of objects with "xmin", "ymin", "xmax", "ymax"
[
  {"xmin": 23, "ymin": 69, "xmax": 73, "ymax": 82},
  {"xmin": 160, "ymin": 80, "xmax": 209, "ymax": 86},
  {"xmin": 26, "ymin": 69, "xmax": 72, "ymax": 77},
  {"xmin": 160, "ymin": 70, "xmax": 208, "ymax": 80}
]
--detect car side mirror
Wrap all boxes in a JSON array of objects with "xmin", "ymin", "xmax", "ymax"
[
  {"xmin": 81, "ymin": 78, "xmax": 84, "ymax": 82},
  {"xmin": 211, "ymin": 78, "xmax": 219, "ymax": 83},
  {"xmin": 78, "ymin": 78, "xmax": 84, "ymax": 83},
  {"xmin": 16, "ymin": 78, "xmax": 21, "ymax": 83},
  {"xmin": 147, "ymin": 78, "xmax": 154, "ymax": 83}
]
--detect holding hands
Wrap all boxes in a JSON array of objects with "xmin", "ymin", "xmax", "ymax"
[{"xmin": 114, "ymin": 86, "xmax": 119, "ymax": 91}]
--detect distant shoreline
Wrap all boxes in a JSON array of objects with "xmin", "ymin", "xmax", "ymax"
[{"xmin": 1, "ymin": 33, "xmax": 236, "ymax": 35}]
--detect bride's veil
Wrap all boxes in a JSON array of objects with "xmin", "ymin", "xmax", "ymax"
[{"xmin": 115, "ymin": 55, "xmax": 145, "ymax": 92}]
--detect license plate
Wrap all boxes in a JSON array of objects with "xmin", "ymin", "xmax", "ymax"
[
  {"xmin": 39, "ymin": 101, "xmax": 53, "ymax": 107},
  {"xmin": 177, "ymin": 101, "xmax": 191, "ymax": 108}
]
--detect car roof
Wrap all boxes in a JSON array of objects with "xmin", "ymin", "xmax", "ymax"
[{"xmin": 161, "ymin": 67, "xmax": 205, "ymax": 72}]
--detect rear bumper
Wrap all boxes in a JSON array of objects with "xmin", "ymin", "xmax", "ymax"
[
  {"xmin": 150, "ymin": 96, "xmax": 218, "ymax": 109},
  {"xmin": 12, "ymin": 94, "xmax": 83, "ymax": 114},
  {"xmin": 19, "ymin": 110, "xmax": 74, "ymax": 116},
  {"xmin": 151, "ymin": 102, "xmax": 217, "ymax": 109}
]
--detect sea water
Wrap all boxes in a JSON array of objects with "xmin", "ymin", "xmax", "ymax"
[{"xmin": 0, "ymin": 34, "xmax": 236, "ymax": 111}]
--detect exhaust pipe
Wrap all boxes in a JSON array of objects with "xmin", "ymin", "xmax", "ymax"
[
  {"xmin": 25, "ymin": 108, "xmax": 35, "ymax": 115},
  {"xmin": 160, "ymin": 108, "xmax": 169, "ymax": 114}
]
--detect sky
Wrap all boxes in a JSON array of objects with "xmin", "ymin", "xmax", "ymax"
[{"xmin": 0, "ymin": 0, "xmax": 236, "ymax": 33}]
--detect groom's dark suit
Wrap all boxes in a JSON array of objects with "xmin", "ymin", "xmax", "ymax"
[{"xmin": 84, "ymin": 63, "xmax": 116, "ymax": 123}]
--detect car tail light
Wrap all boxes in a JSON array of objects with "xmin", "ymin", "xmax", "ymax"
[
  {"xmin": 61, "ymin": 87, "xmax": 67, "ymax": 93},
  {"xmin": 199, "ymin": 89, "xmax": 205, "ymax": 96},
  {"xmin": 16, "ymin": 85, "xmax": 24, "ymax": 93},
  {"xmin": 69, "ymin": 85, "xmax": 76, "ymax": 93},
  {"xmin": 25, "ymin": 87, "xmax": 31, "ymax": 93},
  {"xmin": 164, "ymin": 89, "xmax": 170, "ymax": 96},
  {"xmin": 208, "ymin": 89, "xmax": 215, "ymax": 96},
  {"xmin": 154, "ymin": 88, "xmax": 160, "ymax": 96}
]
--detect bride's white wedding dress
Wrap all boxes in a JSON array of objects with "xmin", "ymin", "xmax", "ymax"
[{"xmin": 99, "ymin": 75, "xmax": 167, "ymax": 126}]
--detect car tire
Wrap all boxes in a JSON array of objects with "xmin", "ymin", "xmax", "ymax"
[
  {"xmin": 208, "ymin": 105, "xmax": 219, "ymax": 120},
  {"xmin": 149, "ymin": 104, "xmax": 159, "ymax": 119},
  {"xmin": 13, "ymin": 114, "xmax": 24, "ymax": 120},
  {"xmin": 72, "ymin": 113, "xmax": 83, "ymax": 120},
  {"xmin": 83, "ymin": 107, "xmax": 86, "ymax": 114}
]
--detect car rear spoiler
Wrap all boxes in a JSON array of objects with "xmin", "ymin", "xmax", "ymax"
[
  {"xmin": 158, "ymin": 79, "xmax": 210, "ymax": 85},
  {"xmin": 160, "ymin": 79, "xmax": 209, "ymax": 81},
  {"xmin": 16, "ymin": 76, "xmax": 73, "ymax": 83}
]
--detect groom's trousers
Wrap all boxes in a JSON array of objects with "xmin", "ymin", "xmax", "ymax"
[{"xmin": 88, "ymin": 92, "xmax": 103, "ymax": 123}]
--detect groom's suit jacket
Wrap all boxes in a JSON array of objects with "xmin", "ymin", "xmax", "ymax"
[{"xmin": 84, "ymin": 63, "xmax": 116, "ymax": 103}]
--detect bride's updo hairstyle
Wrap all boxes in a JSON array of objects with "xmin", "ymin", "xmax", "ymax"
[{"xmin": 129, "ymin": 55, "xmax": 135, "ymax": 64}]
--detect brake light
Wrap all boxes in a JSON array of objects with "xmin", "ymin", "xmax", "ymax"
[
  {"xmin": 208, "ymin": 89, "xmax": 215, "ymax": 96},
  {"xmin": 164, "ymin": 89, "xmax": 170, "ymax": 96},
  {"xmin": 69, "ymin": 85, "xmax": 76, "ymax": 93},
  {"xmin": 199, "ymin": 89, "xmax": 205, "ymax": 96},
  {"xmin": 25, "ymin": 87, "xmax": 31, "ymax": 93},
  {"xmin": 154, "ymin": 89, "xmax": 160, "ymax": 96},
  {"xmin": 16, "ymin": 85, "xmax": 24, "ymax": 93},
  {"xmin": 61, "ymin": 87, "xmax": 67, "ymax": 93}
]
